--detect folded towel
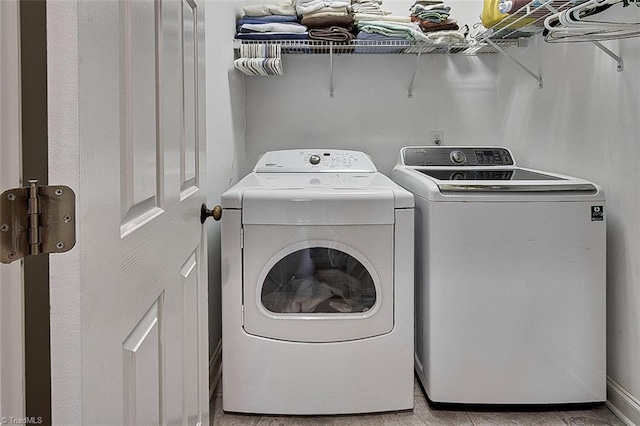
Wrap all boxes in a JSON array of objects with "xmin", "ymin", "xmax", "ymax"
[
  {"xmin": 238, "ymin": 15, "xmax": 299, "ymax": 24},
  {"xmin": 235, "ymin": 32, "xmax": 309, "ymax": 40},
  {"xmin": 351, "ymin": 2, "xmax": 391, "ymax": 14},
  {"xmin": 301, "ymin": 14, "xmax": 354, "ymax": 28},
  {"xmin": 243, "ymin": 0, "xmax": 296, "ymax": 17},
  {"xmin": 296, "ymin": 0, "xmax": 351, "ymax": 16},
  {"xmin": 303, "ymin": 7, "xmax": 350, "ymax": 17},
  {"xmin": 426, "ymin": 30, "xmax": 466, "ymax": 44},
  {"xmin": 239, "ymin": 22, "xmax": 308, "ymax": 33},
  {"xmin": 356, "ymin": 20, "xmax": 430, "ymax": 42},
  {"xmin": 309, "ymin": 26, "xmax": 354, "ymax": 42},
  {"xmin": 414, "ymin": 18, "xmax": 459, "ymax": 32}
]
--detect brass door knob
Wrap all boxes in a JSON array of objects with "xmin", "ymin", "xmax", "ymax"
[{"xmin": 200, "ymin": 203, "xmax": 222, "ymax": 223}]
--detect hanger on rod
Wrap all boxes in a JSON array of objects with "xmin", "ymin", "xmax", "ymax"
[
  {"xmin": 543, "ymin": 0, "xmax": 640, "ymax": 42},
  {"xmin": 234, "ymin": 43, "xmax": 284, "ymax": 76}
]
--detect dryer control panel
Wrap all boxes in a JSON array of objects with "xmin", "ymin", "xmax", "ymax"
[
  {"xmin": 254, "ymin": 149, "xmax": 377, "ymax": 173},
  {"xmin": 402, "ymin": 146, "xmax": 515, "ymax": 167}
]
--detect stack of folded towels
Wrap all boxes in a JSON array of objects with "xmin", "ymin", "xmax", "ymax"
[
  {"xmin": 236, "ymin": 0, "xmax": 308, "ymax": 40},
  {"xmin": 296, "ymin": 0, "xmax": 354, "ymax": 42},
  {"xmin": 409, "ymin": 0, "xmax": 466, "ymax": 45},
  {"xmin": 234, "ymin": 0, "xmax": 468, "ymax": 48},
  {"xmin": 409, "ymin": 1, "xmax": 459, "ymax": 32},
  {"xmin": 351, "ymin": 0, "xmax": 389, "ymax": 15},
  {"xmin": 354, "ymin": 14, "xmax": 430, "ymax": 43}
]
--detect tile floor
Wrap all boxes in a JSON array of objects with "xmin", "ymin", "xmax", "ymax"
[{"xmin": 210, "ymin": 377, "xmax": 625, "ymax": 425}]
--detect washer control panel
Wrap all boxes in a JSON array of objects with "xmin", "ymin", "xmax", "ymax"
[
  {"xmin": 254, "ymin": 149, "xmax": 377, "ymax": 173},
  {"xmin": 403, "ymin": 146, "xmax": 514, "ymax": 167}
]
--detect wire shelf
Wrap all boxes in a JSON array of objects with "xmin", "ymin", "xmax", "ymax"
[{"xmin": 233, "ymin": 38, "xmax": 521, "ymax": 55}]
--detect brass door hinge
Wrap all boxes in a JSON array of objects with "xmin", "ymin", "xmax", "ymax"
[{"xmin": 1, "ymin": 180, "xmax": 76, "ymax": 264}]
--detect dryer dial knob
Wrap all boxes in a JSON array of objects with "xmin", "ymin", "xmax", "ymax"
[
  {"xmin": 450, "ymin": 151, "xmax": 467, "ymax": 164},
  {"xmin": 309, "ymin": 154, "xmax": 321, "ymax": 165}
]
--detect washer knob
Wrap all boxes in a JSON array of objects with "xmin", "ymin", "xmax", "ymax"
[
  {"xmin": 450, "ymin": 151, "xmax": 467, "ymax": 164},
  {"xmin": 309, "ymin": 154, "xmax": 321, "ymax": 165}
]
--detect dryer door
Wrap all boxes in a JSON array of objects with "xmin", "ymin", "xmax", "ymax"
[{"xmin": 242, "ymin": 224, "xmax": 394, "ymax": 342}]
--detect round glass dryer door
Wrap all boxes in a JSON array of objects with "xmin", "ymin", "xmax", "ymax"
[
  {"xmin": 260, "ymin": 247, "xmax": 376, "ymax": 315},
  {"xmin": 242, "ymin": 225, "xmax": 395, "ymax": 343}
]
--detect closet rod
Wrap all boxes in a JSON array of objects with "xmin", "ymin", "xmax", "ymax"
[
  {"xmin": 591, "ymin": 41, "xmax": 624, "ymax": 72},
  {"xmin": 485, "ymin": 39, "xmax": 544, "ymax": 88}
]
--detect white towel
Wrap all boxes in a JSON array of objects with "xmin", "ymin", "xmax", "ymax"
[
  {"xmin": 296, "ymin": 0, "xmax": 351, "ymax": 16},
  {"xmin": 243, "ymin": 0, "xmax": 296, "ymax": 17},
  {"xmin": 240, "ymin": 23, "xmax": 308, "ymax": 33}
]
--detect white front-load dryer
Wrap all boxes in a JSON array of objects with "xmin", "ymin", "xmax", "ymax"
[
  {"xmin": 220, "ymin": 149, "xmax": 415, "ymax": 415},
  {"xmin": 391, "ymin": 146, "xmax": 606, "ymax": 406}
]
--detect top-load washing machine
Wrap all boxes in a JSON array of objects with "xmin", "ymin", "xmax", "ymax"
[
  {"xmin": 391, "ymin": 146, "xmax": 606, "ymax": 406},
  {"xmin": 220, "ymin": 149, "xmax": 415, "ymax": 415}
]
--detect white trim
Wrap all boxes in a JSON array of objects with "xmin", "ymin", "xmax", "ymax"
[
  {"xmin": 0, "ymin": 0, "xmax": 25, "ymax": 418},
  {"xmin": 47, "ymin": 0, "xmax": 83, "ymax": 423},
  {"xmin": 607, "ymin": 376, "xmax": 640, "ymax": 426},
  {"xmin": 209, "ymin": 341, "xmax": 222, "ymax": 401}
]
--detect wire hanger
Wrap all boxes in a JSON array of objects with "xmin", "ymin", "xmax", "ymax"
[{"xmin": 544, "ymin": 0, "xmax": 640, "ymax": 42}]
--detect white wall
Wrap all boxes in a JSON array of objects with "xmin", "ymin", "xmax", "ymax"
[
  {"xmin": 497, "ymin": 22, "xmax": 640, "ymax": 424},
  {"xmin": 242, "ymin": 53, "xmax": 498, "ymax": 174},
  {"xmin": 204, "ymin": 0, "xmax": 247, "ymax": 364}
]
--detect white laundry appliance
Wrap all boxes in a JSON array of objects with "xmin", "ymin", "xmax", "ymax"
[
  {"xmin": 220, "ymin": 149, "xmax": 415, "ymax": 415},
  {"xmin": 391, "ymin": 146, "xmax": 606, "ymax": 406}
]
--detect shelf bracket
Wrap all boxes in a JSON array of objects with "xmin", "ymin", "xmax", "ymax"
[
  {"xmin": 408, "ymin": 52, "xmax": 422, "ymax": 98},
  {"xmin": 591, "ymin": 41, "xmax": 624, "ymax": 72},
  {"xmin": 329, "ymin": 43, "xmax": 334, "ymax": 98},
  {"xmin": 485, "ymin": 39, "xmax": 543, "ymax": 89}
]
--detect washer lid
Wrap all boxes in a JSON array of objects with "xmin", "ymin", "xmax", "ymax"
[
  {"xmin": 391, "ymin": 146, "xmax": 602, "ymax": 199},
  {"xmin": 416, "ymin": 168, "xmax": 598, "ymax": 193}
]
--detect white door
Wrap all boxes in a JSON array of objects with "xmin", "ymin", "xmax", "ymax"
[
  {"xmin": 46, "ymin": 0, "xmax": 208, "ymax": 424},
  {"xmin": 0, "ymin": 0, "xmax": 25, "ymax": 418}
]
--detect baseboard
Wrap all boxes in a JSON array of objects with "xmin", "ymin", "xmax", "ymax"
[
  {"xmin": 607, "ymin": 376, "xmax": 640, "ymax": 426},
  {"xmin": 209, "ymin": 341, "xmax": 222, "ymax": 401}
]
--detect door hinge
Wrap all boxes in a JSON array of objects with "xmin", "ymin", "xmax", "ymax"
[{"xmin": 1, "ymin": 180, "xmax": 76, "ymax": 264}]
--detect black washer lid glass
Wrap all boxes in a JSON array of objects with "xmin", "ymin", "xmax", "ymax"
[{"xmin": 418, "ymin": 169, "xmax": 564, "ymax": 181}]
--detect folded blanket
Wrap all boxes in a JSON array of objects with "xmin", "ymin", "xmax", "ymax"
[
  {"xmin": 239, "ymin": 22, "xmax": 308, "ymax": 33},
  {"xmin": 235, "ymin": 32, "xmax": 309, "ymax": 40},
  {"xmin": 301, "ymin": 14, "xmax": 354, "ymax": 28},
  {"xmin": 243, "ymin": 1, "xmax": 296, "ymax": 17},
  {"xmin": 238, "ymin": 15, "xmax": 298, "ymax": 25},
  {"xmin": 309, "ymin": 26, "xmax": 354, "ymax": 42}
]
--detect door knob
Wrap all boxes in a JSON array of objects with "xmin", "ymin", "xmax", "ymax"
[{"xmin": 201, "ymin": 203, "xmax": 222, "ymax": 223}]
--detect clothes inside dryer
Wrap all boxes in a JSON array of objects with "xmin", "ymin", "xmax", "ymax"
[{"xmin": 261, "ymin": 247, "xmax": 376, "ymax": 314}]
